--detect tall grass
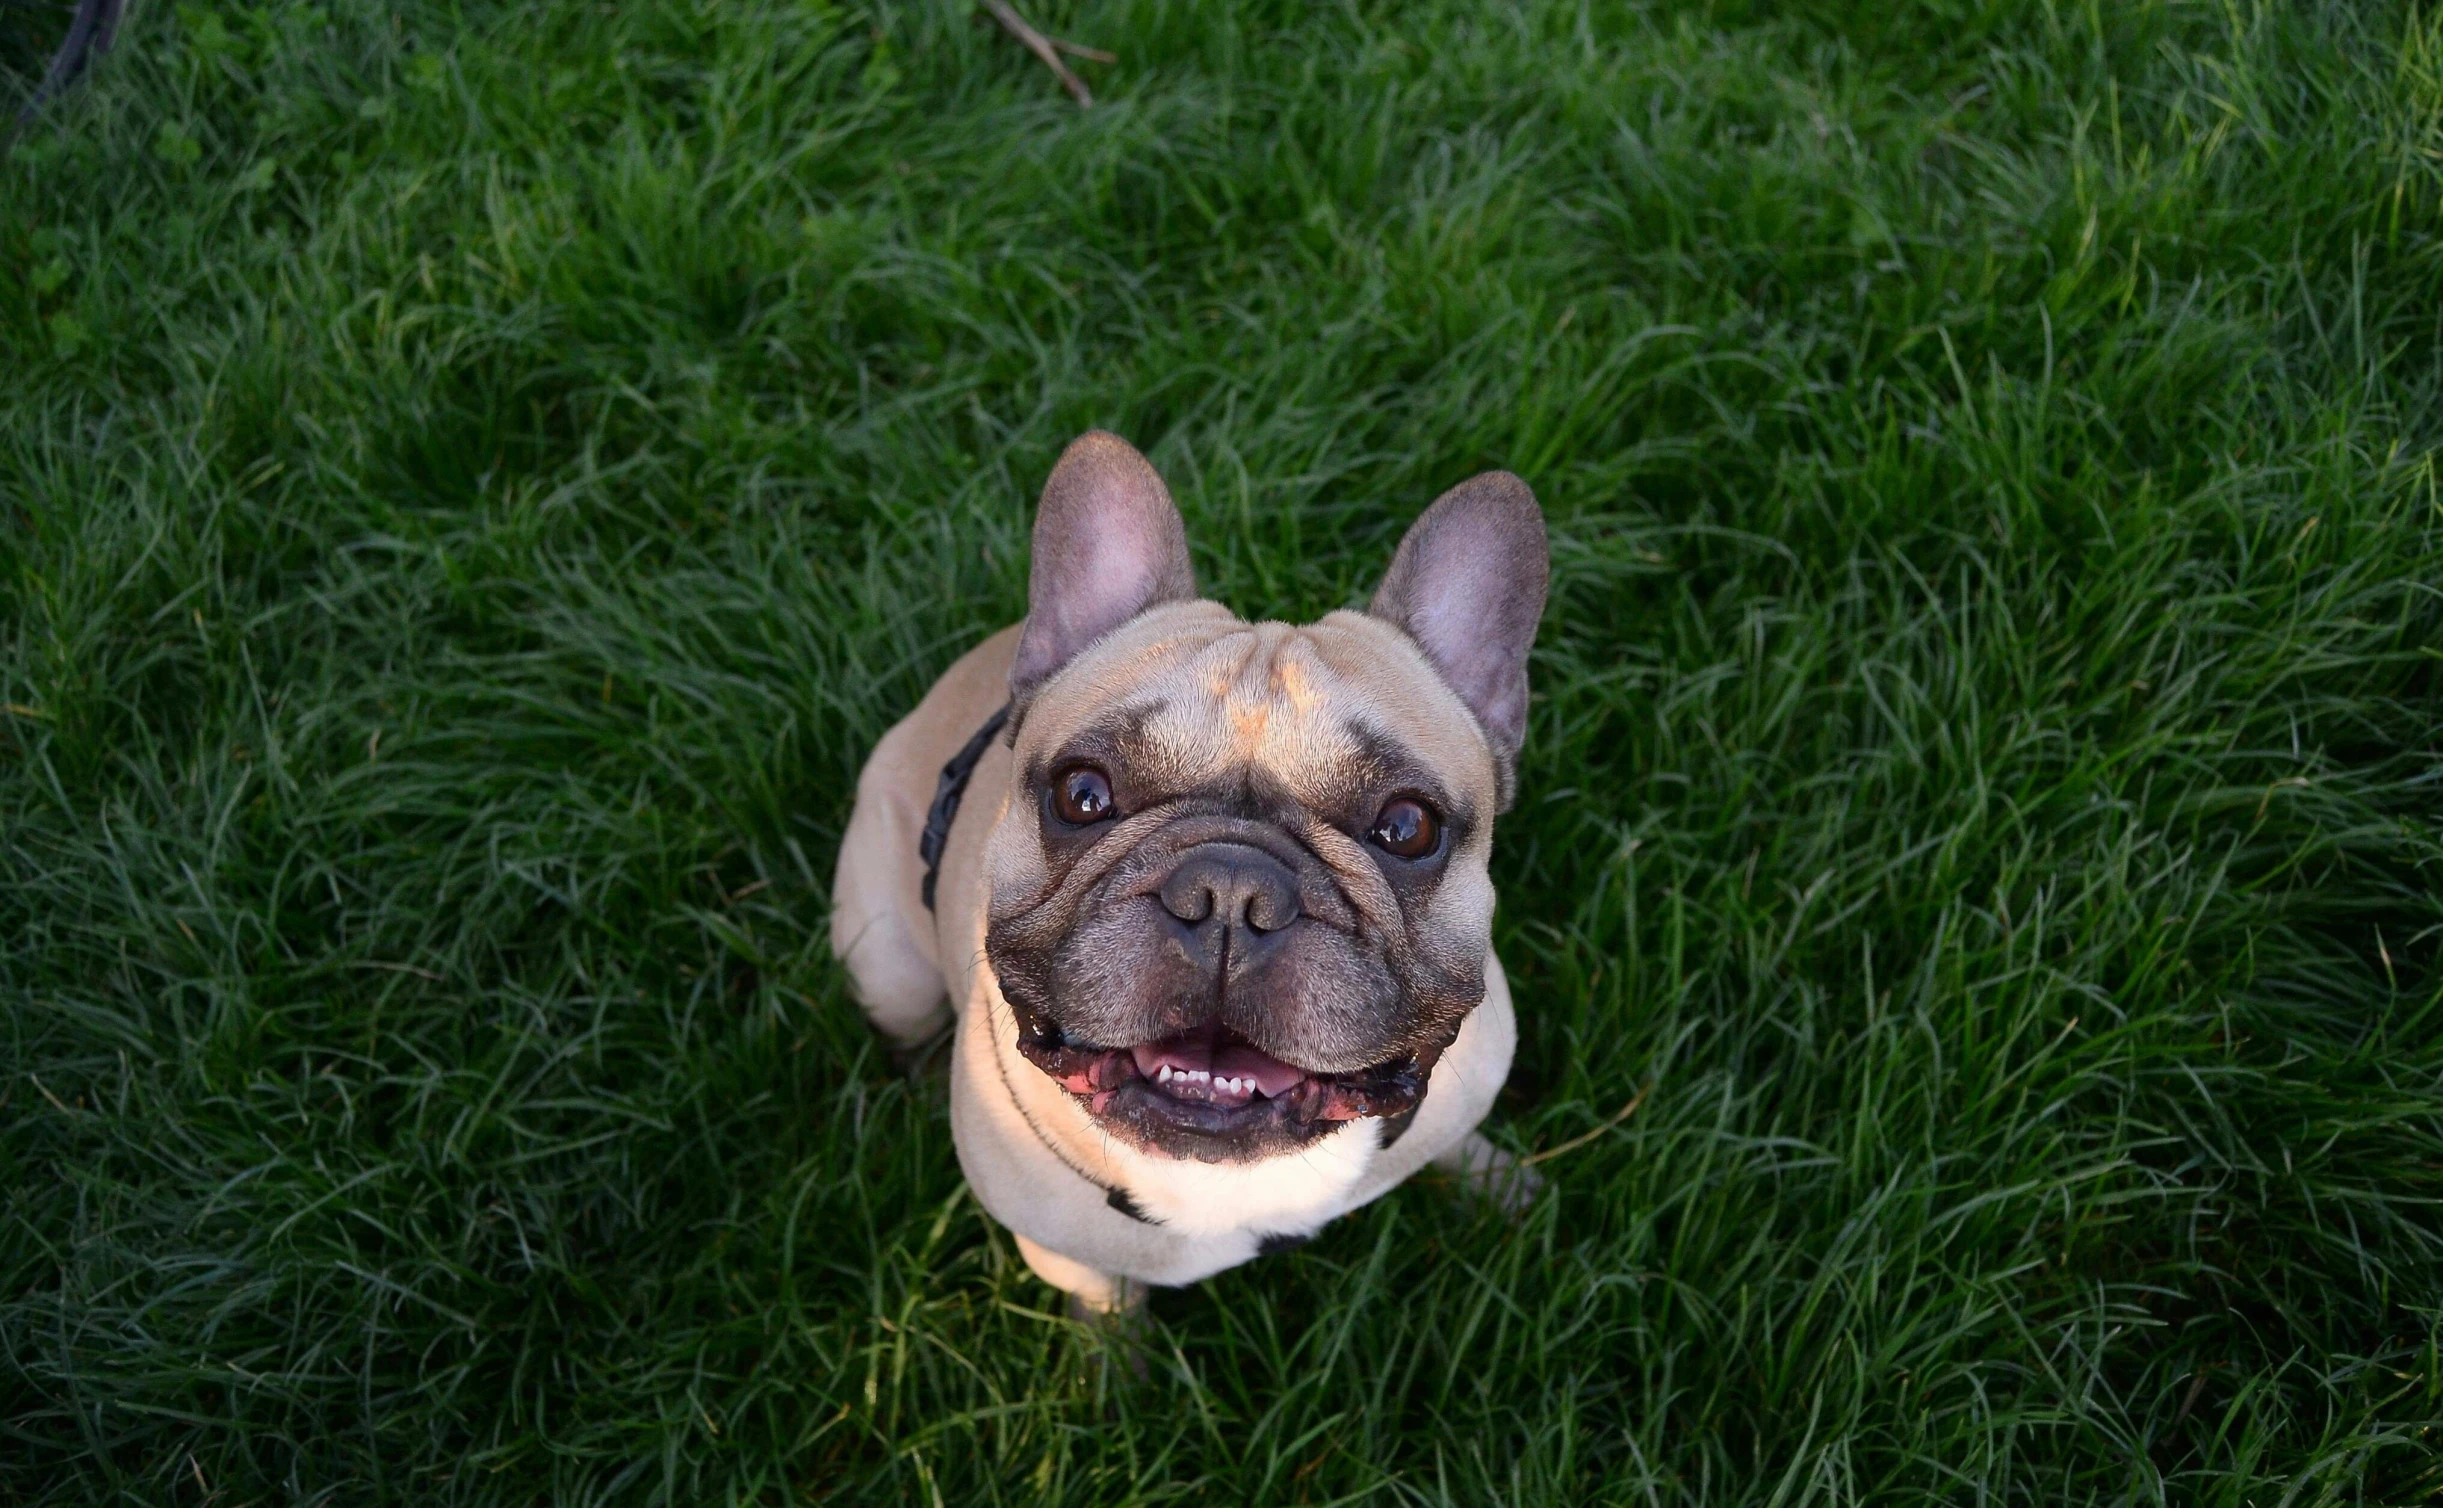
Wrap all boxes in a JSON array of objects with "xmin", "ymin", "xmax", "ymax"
[{"xmin": 5, "ymin": 1, "xmax": 2442, "ymax": 1501}]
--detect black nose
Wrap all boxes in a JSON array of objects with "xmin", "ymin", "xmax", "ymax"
[{"xmin": 1158, "ymin": 843, "xmax": 1301, "ymax": 938}]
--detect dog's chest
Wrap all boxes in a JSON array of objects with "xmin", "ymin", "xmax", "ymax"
[{"xmin": 1091, "ymin": 1118, "xmax": 1383, "ymax": 1239}]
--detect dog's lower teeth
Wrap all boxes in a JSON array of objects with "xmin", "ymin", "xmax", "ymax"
[{"xmin": 1127, "ymin": 1049, "xmax": 1296, "ymax": 1106}]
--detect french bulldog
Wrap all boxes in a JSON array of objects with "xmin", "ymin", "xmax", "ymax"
[{"xmin": 830, "ymin": 431, "xmax": 1548, "ymax": 1316}]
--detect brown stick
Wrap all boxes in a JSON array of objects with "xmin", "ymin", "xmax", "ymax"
[
  {"xmin": 1521, "ymin": 1082, "xmax": 1652, "ymax": 1167},
  {"xmin": 9, "ymin": 0, "xmax": 124, "ymax": 138},
  {"xmin": 979, "ymin": 0, "xmax": 1095, "ymax": 107}
]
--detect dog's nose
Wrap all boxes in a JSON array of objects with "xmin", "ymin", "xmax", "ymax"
[{"xmin": 1159, "ymin": 843, "xmax": 1301, "ymax": 938}]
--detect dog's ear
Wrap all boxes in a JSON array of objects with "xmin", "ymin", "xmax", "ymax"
[
  {"xmin": 1368, "ymin": 471, "xmax": 1549, "ymax": 784},
  {"xmin": 1011, "ymin": 431, "xmax": 1199, "ymax": 701}
]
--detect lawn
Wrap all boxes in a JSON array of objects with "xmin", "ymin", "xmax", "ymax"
[{"xmin": 6, "ymin": 0, "xmax": 2443, "ymax": 1502}]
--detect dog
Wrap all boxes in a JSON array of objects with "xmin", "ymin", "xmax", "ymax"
[{"xmin": 830, "ymin": 431, "xmax": 1548, "ymax": 1316}]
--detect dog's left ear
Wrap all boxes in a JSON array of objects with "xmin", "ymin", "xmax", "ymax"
[
  {"xmin": 1011, "ymin": 430, "xmax": 1200, "ymax": 702},
  {"xmin": 1369, "ymin": 472, "xmax": 1549, "ymax": 791}
]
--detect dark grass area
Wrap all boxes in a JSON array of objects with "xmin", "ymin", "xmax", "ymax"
[
  {"xmin": 5, "ymin": 0, "xmax": 2443, "ymax": 1501},
  {"xmin": 2, "ymin": 5, "xmax": 69, "ymax": 84}
]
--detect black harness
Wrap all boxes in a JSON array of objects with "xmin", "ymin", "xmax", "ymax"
[{"xmin": 918, "ymin": 702, "xmax": 1012, "ymax": 911}]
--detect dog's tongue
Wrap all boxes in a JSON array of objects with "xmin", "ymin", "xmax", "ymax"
[{"xmin": 1129, "ymin": 1026, "xmax": 1307, "ymax": 1098}]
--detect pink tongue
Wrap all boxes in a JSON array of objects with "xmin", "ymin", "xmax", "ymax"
[
  {"xmin": 1214, "ymin": 1043, "xmax": 1307, "ymax": 1097},
  {"xmin": 1129, "ymin": 1032, "xmax": 1307, "ymax": 1098}
]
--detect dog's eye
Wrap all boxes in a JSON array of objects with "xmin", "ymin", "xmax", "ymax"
[
  {"xmin": 1050, "ymin": 764, "xmax": 1116, "ymax": 825},
  {"xmin": 1368, "ymin": 797, "xmax": 1441, "ymax": 859}
]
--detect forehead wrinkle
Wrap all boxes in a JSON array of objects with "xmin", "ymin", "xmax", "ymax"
[
  {"xmin": 1217, "ymin": 623, "xmax": 1297, "ymax": 750},
  {"xmin": 1088, "ymin": 620, "xmax": 1455, "ymax": 812},
  {"xmin": 1164, "ymin": 622, "xmax": 1281, "ymax": 762},
  {"xmin": 1135, "ymin": 650, "xmax": 1239, "ymax": 789},
  {"xmin": 1171, "ymin": 627, "xmax": 1382, "ymax": 809},
  {"xmin": 1014, "ymin": 600, "xmax": 1241, "ymax": 756},
  {"xmin": 1254, "ymin": 634, "xmax": 1376, "ymax": 807}
]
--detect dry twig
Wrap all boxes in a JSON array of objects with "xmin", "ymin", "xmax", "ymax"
[
  {"xmin": 979, "ymin": 0, "xmax": 1103, "ymax": 107},
  {"xmin": 10, "ymin": 0, "xmax": 123, "ymax": 137},
  {"xmin": 1522, "ymin": 1082, "xmax": 1652, "ymax": 1167}
]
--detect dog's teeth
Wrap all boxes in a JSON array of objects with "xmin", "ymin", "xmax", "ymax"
[{"xmin": 1157, "ymin": 1064, "xmax": 1174, "ymax": 1083}]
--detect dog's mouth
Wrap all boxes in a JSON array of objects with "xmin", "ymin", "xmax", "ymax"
[{"xmin": 1012, "ymin": 1018, "xmax": 1426, "ymax": 1132}]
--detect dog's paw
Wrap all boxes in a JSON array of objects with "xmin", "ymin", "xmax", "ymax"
[
  {"xmin": 1018, "ymin": 1234, "xmax": 1148, "ymax": 1321},
  {"xmin": 1433, "ymin": 1130, "xmax": 1543, "ymax": 1218},
  {"xmin": 1063, "ymin": 1282, "xmax": 1148, "ymax": 1326},
  {"xmin": 1060, "ymin": 1277, "xmax": 1151, "ymax": 1381}
]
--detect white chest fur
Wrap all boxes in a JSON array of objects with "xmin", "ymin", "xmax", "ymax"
[{"xmin": 1092, "ymin": 1110, "xmax": 1382, "ymax": 1237}]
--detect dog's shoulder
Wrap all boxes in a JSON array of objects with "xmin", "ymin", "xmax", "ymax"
[{"xmin": 864, "ymin": 623, "xmax": 1022, "ymax": 789}]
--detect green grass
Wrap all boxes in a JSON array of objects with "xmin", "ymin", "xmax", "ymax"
[{"xmin": 6, "ymin": 0, "xmax": 2443, "ymax": 1501}]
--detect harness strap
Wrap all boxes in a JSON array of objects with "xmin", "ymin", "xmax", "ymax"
[{"xmin": 919, "ymin": 702, "xmax": 1012, "ymax": 911}]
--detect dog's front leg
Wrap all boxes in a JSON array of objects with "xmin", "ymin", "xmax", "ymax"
[
  {"xmin": 1014, "ymin": 1233, "xmax": 1146, "ymax": 1322},
  {"xmin": 831, "ymin": 731, "xmax": 953, "ymax": 1053}
]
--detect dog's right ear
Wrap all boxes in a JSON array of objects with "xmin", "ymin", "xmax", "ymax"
[
  {"xmin": 1367, "ymin": 470, "xmax": 1548, "ymax": 799},
  {"xmin": 1010, "ymin": 431, "xmax": 1199, "ymax": 702}
]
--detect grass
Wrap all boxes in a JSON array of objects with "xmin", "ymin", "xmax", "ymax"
[{"xmin": 5, "ymin": 0, "xmax": 2443, "ymax": 1501}]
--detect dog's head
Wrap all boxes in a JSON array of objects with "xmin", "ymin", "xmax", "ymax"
[{"xmin": 983, "ymin": 432, "xmax": 1548, "ymax": 1164}]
